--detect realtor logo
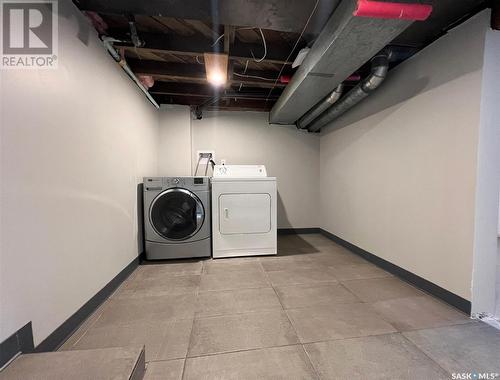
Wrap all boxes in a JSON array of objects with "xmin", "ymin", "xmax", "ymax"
[{"xmin": 1, "ymin": 0, "xmax": 58, "ymax": 68}]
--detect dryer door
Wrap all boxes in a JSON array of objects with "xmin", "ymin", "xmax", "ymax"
[
  {"xmin": 219, "ymin": 193, "xmax": 271, "ymax": 234},
  {"xmin": 150, "ymin": 188, "xmax": 205, "ymax": 241}
]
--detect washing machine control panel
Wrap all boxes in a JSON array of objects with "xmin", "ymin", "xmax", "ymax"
[{"xmin": 166, "ymin": 177, "xmax": 184, "ymax": 187}]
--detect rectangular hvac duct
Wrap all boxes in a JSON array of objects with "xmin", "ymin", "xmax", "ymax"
[{"xmin": 269, "ymin": 0, "xmax": 417, "ymax": 125}]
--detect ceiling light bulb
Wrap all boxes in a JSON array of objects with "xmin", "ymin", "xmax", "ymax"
[
  {"xmin": 208, "ymin": 71, "xmax": 226, "ymax": 86},
  {"xmin": 204, "ymin": 53, "xmax": 228, "ymax": 87}
]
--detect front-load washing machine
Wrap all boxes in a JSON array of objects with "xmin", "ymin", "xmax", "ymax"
[{"xmin": 143, "ymin": 176, "xmax": 211, "ymax": 260}]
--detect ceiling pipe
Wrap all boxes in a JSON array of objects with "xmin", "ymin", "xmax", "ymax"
[
  {"xmin": 296, "ymin": 84, "xmax": 344, "ymax": 129},
  {"xmin": 307, "ymin": 49, "xmax": 390, "ymax": 133},
  {"xmin": 127, "ymin": 14, "xmax": 145, "ymax": 47},
  {"xmin": 102, "ymin": 37, "xmax": 159, "ymax": 109}
]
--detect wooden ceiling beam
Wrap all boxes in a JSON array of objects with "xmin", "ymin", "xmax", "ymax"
[
  {"xmin": 127, "ymin": 59, "xmax": 285, "ymax": 88},
  {"xmin": 153, "ymin": 95, "xmax": 273, "ymax": 111},
  {"xmin": 111, "ymin": 31, "xmax": 293, "ymax": 65},
  {"xmin": 149, "ymin": 82, "xmax": 280, "ymax": 100}
]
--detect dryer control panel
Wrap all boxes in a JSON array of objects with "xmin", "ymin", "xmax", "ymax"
[{"xmin": 213, "ymin": 165, "xmax": 267, "ymax": 178}]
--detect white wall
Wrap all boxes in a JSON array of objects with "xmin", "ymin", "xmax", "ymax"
[
  {"xmin": 319, "ymin": 12, "xmax": 489, "ymax": 301},
  {"xmin": 471, "ymin": 26, "xmax": 500, "ymax": 318},
  {"xmin": 158, "ymin": 105, "xmax": 192, "ymax": 176},
  {"xmin": 0, "ymin": 0, "xmax": 159, "ymax": 345},
  {"xmin": 157, "ymin": 107, "xmax": 320, "ymax": 228}
]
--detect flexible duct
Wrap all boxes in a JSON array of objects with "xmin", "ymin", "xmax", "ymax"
[
  {"xmin": 296, "ymin": 84, "xmax": 344, "ymax": 129},
  {"xmin": 307, "ymin": 49, "xmax": 390, "ymax": 132}
]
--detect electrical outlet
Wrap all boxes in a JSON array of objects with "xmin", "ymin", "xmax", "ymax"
[{"xmin": 196, "ymin": 150, "xmax": 215, "ymax": 165}]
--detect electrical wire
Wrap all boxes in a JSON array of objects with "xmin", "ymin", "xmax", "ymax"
[
  {"xmin": 250, "ymin": 28, "xmax": 267, "ymax": 63},
  {"xmin": 265, "ymin": 0, "xmax": 320, "ymax": 101},
  {"xmin": 211, "ymin": 33, "xmax": 225, "ymax": 47},
  {"xmin": 211, "ymin": 26, "xmax": 266, "ymax": 62},
  {"xmin": 233, "ymin": 72, "xmax": 274, "ymax": 81}
]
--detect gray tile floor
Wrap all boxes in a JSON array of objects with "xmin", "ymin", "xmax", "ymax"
[{"xmin": 60, "ymin": 234, "xmax": 500, "ymax": 380}]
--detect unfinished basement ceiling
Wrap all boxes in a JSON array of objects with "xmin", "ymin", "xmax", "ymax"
[{"xmin": 74, "ymin": 0, "xmax": 486, "ymax": 113}]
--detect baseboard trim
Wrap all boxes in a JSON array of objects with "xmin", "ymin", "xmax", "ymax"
[
  {"xmin": 35, "ymin": 257, "xmax": 139, "ymax": 353},
  {"xmin": 320, "ymin": 229, "xmax": 471, "ymax": 314},
  {"xmin": 278, "ymin": 228, "xmax": 320, "ymax": 235},
  {"xmin": 0, "ymin": 322, "xmax": 35, "ymax": 369}
]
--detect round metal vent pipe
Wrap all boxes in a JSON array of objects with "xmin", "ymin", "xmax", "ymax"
[
  {"xmin": 296, "ymin": 84, "xmax": 344, "ymax": 129},
  {"xmin": 307, "ymin": 49, "xmax": 390, "ymax": 133}
]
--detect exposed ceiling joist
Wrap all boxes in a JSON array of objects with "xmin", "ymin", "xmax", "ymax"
[
  {"xmin": 77, "ymin": 0, "xmax": 336, "ymax": 34},
  {"xmin": 149, "ymin": 82, "xmax": 280, "ymax": 99},
  {"xmin": 154, "ymin": 95, "xmax": 274, "ymax": 111},
  {"xmin": 128, "ymin": 59, "xmax": 284, "ymax": 88},
  {"xmin": 111, "ymin": 31, "xmax": 293, "ymax": 65}
]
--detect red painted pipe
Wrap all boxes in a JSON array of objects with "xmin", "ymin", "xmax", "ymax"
[
  {"xmin": 354, "ymin": 0, "xmax": 432, "ymax": 21},
  {"xmin": 346, "ymin": 74, "xmax": 361, "ymax": 81}
]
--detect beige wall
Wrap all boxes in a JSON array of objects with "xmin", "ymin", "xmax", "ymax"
[
  {"xmin": 158, "ymin": 108, "xmax": 320, "ymax": 229},
  {"xmin": 0, "ymin": 0, "xmax": 159, "ymax": 344},
  {"xmin": 319, "ymin": 12, "xmax": 489, "ymax": 300},
  {"xmin": 158, "ymin": 105, "xmax": 192, "ymax": 176}
]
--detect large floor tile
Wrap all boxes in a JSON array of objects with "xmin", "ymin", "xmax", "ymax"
[
  {"xmin": 67, "ymin": 319, "xmax": 193, "ymax": 361},
  {"xmin": 286, "ymin": 303, "xmax": 397, "ymax": 343},
  {"xmin": 188, "ymin": 310, "xmax": 299, "ymax": 356},
  {"xmin": 372, "ymin": 296, "xmax": 471, "ymax": 331},
  {"xmin": 196, "ymin": 287, "xmax": 282, "ymax": 317},
  {"xmin": 93, "ymin": 293, "xmax": 196, "ymax": 328},
  {"xmin": 329, "ymin": 263, "xmax": 393, "ymax": 281},
  {"xmin": 203, "ymin": 259, "xmax": 263, "ymax": 275},
  {"xmin": 266, "ymin": 267, "xmax": 338, "ymax": 286},
  {"xmin": 297, "ymin": 234, "xmax": 335, "ymax": 248},
  {"xmin": 199, "ymin": 270, "xmax": 269, "ymax": 291},
  {"xmin": 259, "ymin": 255, "xmax": 318, "ymax": 272},
  {"xmin": 135, "ymin": 261, "xmax": 203, "ymax": 279},
  {"xmin": 115, "ymin": 274, "xmax": 200, "ymax": 298},
  {"xmin": 304, "ymin": 334, "xmax": 449, "ymax": 380},
  {"xmin": 1, "ymin": 347, "xmax": 145, "ymax": 380},
  {"xmin": 342, "ymin": 277, "xmax": 423, "ymax": 302},
  {"xmin": 144, "ymin": 359, "xmax": 184, "ymax": 380},
  {"xmin": 59, "ymin": 301, "xmax": 109, "ymax": 350},
  {"xmin": 308, "ymin": 251, "xmax": 367, "ymax": 266},
  {"xmin": 403, "ymin": 323, "xmax": 500, "ymax": 374},
  {"xmin": 184, "ymin": 345, "xmax": 318, "ymax": 380},
  {"xmin": 275, "ymin": 283, "xmax": 359, "ymax": 309},
  {"xmin": 277, "ymin": 235, "xmax": 318, "ymax": 250}
]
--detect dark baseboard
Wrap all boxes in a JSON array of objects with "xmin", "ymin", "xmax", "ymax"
[
  {"xmin": 278, "ymin": 228, "xmax": 320, "ymax": 235},
  {"xmin": 35, "ymin": 257, "xmax": 139, "ymax": 353},
  {"xmin": 320, "ymin": 229, "xmax": 471, "ymax": 314},
  {"xmin": 0, "ymin": 322, "xmax": 34, "ymax": 368}
]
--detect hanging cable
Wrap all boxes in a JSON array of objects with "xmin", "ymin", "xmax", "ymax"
[
  {"xmin": 233, "ymin": 72, "xmax": 274, "ymax": 81},
  {"xmin": 251, "ymin": 28, "xmax": 267, "ymax": 63},
  {"xmin": 211, "ymin": 27, "xmax": 266, "ymax": 62},
  {"xmin": 265, "ymin": 0, "xmax": 320, "ymax": 101},
  {"xmin": 211, "ymin": 33, "xmax": 225, "ymax": 47}
]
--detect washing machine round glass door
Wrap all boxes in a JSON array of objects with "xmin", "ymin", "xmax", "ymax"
[{"xmin": 149, "ymin": 188, "xmax": 205, "ymax": 241}]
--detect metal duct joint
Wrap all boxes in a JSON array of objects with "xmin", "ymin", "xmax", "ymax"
[
  {"xmin": 296, "ymin": 84, "xmax": 344, "ymax": 129},
  {"xmin": 307, "ymin": 49, "xmax": 390, "ymax": 132}
]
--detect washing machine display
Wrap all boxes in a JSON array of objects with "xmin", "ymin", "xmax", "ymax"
[{"xmin": 149, "ymin": 188, "xmax": 204, "ymax": 241}]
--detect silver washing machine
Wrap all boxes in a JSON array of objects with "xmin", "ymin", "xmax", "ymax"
[{"xmin": 143, "ymin": 176, "xmax": 211, "ymax": 260}]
